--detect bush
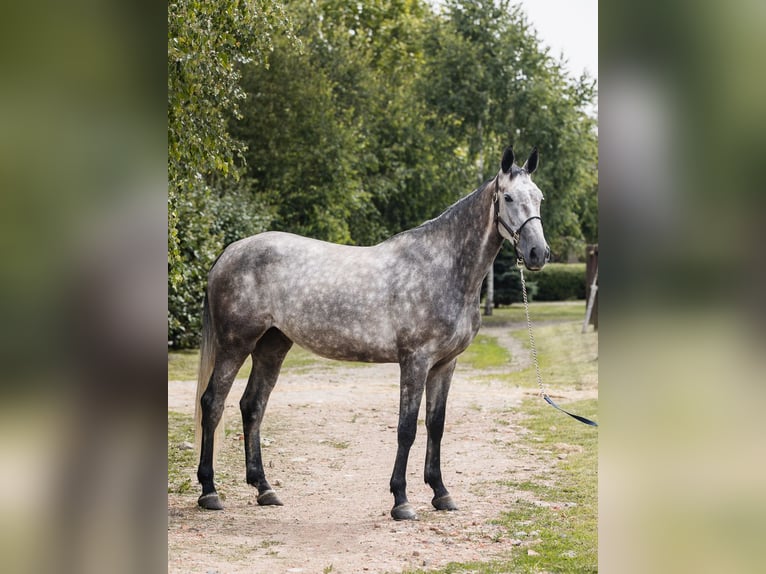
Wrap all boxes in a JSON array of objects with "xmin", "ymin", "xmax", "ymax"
[
  {"xmin": 485, "ymin": 246, "xmax": 586, "ymax": 306},
  {"xmin": 168, "ymin": 183, "xmax": 273, "ymax": 349},
  {"xmin": 532, "ymin": 263, "xmax": 586, "ymax": 301}
]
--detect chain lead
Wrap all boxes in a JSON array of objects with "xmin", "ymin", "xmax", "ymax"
[
  {"xmin": 519, "ymin": 266, "xmax": 545, "ymax": 398},
  {"xmin": 518, "ymin": 264, "xmax": 599, "ymax": 427}
]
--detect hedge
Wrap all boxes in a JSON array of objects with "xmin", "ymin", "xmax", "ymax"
[{"xmin": 529, "ymin": 262, "xmax": 587, "ymax": 301}]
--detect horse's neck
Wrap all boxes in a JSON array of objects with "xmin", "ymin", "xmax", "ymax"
[{"xmin": 426, "ymin": 181, "xmax": 503, "ymax": 296}]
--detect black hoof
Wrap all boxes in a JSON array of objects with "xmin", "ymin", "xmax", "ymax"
[
  {"xmin": 432, "ymin": 494, "xmax": 458, "ymax": 511},
  {"xmin": 198, "ymin": 492, "xmax": 224, "ymax": 510},
  {"xmin": 257, "ymin": 489, "xmax": 283, "ymax": 506},
  {"xmin": 391, "ymin": 502, "xmax": 418, "ymax": 521}
]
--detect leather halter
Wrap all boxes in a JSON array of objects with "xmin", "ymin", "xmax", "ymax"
[{"xmin": 492, "ymin": 177, "xmax": 543, "ymax": 245}]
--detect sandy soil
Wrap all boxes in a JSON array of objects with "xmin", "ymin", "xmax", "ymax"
[{"xmin": 168, "ymin": 325, "xmax": 595, "ymax": 573}]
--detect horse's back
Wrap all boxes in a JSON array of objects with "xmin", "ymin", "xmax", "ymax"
[{"xmin": 208, "ymin": 232, "xmax": 401, "ymax": 361}]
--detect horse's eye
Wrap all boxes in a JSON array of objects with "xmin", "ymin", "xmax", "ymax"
[{"xmin": 504, "ymin": 194, "xmax": 513, "ymax": 203}]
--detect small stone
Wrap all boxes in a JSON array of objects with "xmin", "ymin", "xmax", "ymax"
[
  {"xmin": 178, "ymin": 441, "xmax": 194, "ymax": 450},
  {"xmin": 527, "ymin": 549, "xmax": 540, "ymax": 556}
]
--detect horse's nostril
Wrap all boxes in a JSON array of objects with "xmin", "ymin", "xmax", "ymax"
[{"xmin": 530, "ymin": 247, "xmax": 538, "ymax": 261}]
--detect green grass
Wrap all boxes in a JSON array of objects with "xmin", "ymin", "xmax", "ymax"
[
  {"xmin": 497, "ymin": 398, "xmax": 598, "ymax": 572},
  {"xmin": 480, "ymin": 301, "xmax": 585, "ymax": 328},
  {"xmin": 461, "ymin": 334, "xmax": 511, "ymax": 369},
  {"xmin": 167, "ymin": 411, "xmax": 196, "ymax": 494},
  {"xmin": 167, "ymin": 350, "xmax": 200, "ymax": 381},
  {"xmin": 510, "ymin": 321, "xmax": 598, "ymax": 392}
]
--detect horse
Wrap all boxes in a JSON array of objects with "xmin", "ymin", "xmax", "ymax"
[{"xmin": 194, "ymin": 146, "xmax": 549, "ymax": 520}]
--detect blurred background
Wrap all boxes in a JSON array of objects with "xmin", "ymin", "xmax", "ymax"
[{"xmin": 600, "ymin": 0, "xmax": 766, "ymax": 572}]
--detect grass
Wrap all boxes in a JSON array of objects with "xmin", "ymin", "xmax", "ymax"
[
  {"xmin": 480, "ymin": 301, "xmax": 585, "ymax": 328},
  {"xmin": 510, "ymin": 321, "xmax": 598, "ymax": 392},
  {"xmin": 167, "ymin": 350, "xmax": 200, "ymax": 381},
  {"xmin": 167, "ymin": 411, "xmax": 196, "ymax": 494},
  {"xmin": 461, "ymin": 334, "xmax": 511, "ymax": 369}
]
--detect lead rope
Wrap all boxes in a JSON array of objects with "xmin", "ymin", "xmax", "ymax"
[{"xmin": 518, "ymin": 263, "xmax": 598, "ymax": 427}]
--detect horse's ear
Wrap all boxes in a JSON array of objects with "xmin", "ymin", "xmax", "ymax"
[
  {"xmin": 523, "ymin": 147, "xmax": 539, "ymax": 174},
  {"xmin": 501, "ymin": 146, "xmax": 515, "ymax": 173}
]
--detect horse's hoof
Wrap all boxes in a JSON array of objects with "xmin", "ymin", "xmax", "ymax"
[
  {"xmin": 432, "ymin": 494, "xmax": 458, "ymax": 511},
  {"xmin": 257, "ymin": 489, "xmax": 283, "ymax": 506},
  {"xmin": 198, "ymin": 492, "xmax": 224, "ymax": 510},
  {"xmin": 391, "ymin": 503, "xmax": 418, "ymax": 521}
]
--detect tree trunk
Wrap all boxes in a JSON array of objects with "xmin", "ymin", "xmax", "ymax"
[{"xmin": 477, "ymin": 118, "xmax": 493, "ymax": 316}]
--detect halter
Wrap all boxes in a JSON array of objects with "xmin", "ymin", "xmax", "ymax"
[{"xmin": 492, "ymin": 177, "xmax": 543, "ymax": 246}]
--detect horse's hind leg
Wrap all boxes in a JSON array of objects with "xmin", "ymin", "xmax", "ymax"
[
  {"xmin": 197, "ymin": 347, "xmax": 250, "ymax": 510},
  {"xmin": 390, "ymin": 355, "xmax": 430, "ymax": 520},
  {"xmin": 240, "ymin": 328, "xmax": 293, "ymax": 506},
  {"xmin": 425, "ymin": 358, "xmax": 459, "ymax": 512}
]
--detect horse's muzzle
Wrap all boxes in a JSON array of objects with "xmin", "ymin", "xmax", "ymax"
[{"xmin": 525, "ymin": 244, "xmax": 550, "ymax": 270}]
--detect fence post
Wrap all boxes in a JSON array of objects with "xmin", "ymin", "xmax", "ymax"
[{"xmin": 584, "ymin": 244, "xmax": 598, "ymax": 331}]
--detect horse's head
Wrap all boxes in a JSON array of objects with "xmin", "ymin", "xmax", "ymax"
[{"xmin": 494, "ymin": 146, "xmax": 550, "ymax": 271}]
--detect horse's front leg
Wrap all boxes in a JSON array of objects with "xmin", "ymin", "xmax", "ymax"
[
  {"xmin": 389, "ymin": 355, "xmax": 429, "ymax": 520},
  {"xmin": 425, "ymin": 358, "xmax": 459, "ymax": 512}
]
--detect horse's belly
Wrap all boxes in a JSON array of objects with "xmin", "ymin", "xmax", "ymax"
[{"xmin": 284, "ymin": 322, "xmax": 399, "ymax": 363}]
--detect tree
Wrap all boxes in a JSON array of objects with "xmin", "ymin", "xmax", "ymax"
[
  {"xmin": 231, "ymin": 0, "xmax": 471, "ymax": 245},
  {"xmin": 423, "ymin": 0, "xmax": 598, "ymax": 308},
  {"xmin": 167, "ymin": 0, "xmax": 294, "ymax": 347}
]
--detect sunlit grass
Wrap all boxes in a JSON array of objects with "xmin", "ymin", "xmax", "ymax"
[
  {"xmin": 461, "ymin": 334, "xmax": 511, "ymax": 369},
  {"xmin": 510, "ymin": 321, "xmax": 598, "ymax": 393},
  {"xmin": 480, "ymin": 301, "xmax": 585, "ymax": 327}
]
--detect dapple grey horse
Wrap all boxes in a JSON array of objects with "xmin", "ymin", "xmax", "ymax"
[{"xmin": 195, "ymin": 146, "xmax": 549, "ymax": 520}]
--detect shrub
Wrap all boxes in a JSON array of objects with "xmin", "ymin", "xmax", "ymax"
[{"xmin": 532, "ymin": 263, "xmax": 586, "ymax": 301}]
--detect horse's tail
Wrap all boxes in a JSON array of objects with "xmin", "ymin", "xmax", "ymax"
[{"xmin": 194, "ymin": 293, "xmax": 219, "ymax": 454}]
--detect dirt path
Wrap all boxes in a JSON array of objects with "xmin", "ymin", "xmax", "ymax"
[{"xmin": 168, "ymin": 325, "xmax": 593, "ymax": 573}]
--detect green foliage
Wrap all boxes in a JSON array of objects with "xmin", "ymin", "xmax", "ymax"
[
  {"xmin": 168, "ymin": 0, "xmax": 294, "ymax": 274},
  {"xmin": 533, "ymin": 263, "xmax": 586, "ymax": 301},
  {"xmin": 491, "ymin": 242, "xmax": 525, "ymax": 306},
  {"xmin": 167, "ymin": 181, "xmax": 273, "ymax": 348},
  {"xmin": 231, "ymin": 0, "xmax": 470, "ymax": 244},
  {"xmin": 425, "ymin": 0, "xmax": 598, "ymax": 258},
  {"xmin": 486, "ymin": 259, "xmax": 586, "ymax": 307},
  {"xmin": 167, "ymin": 0, "xmax": 293, "ymax": 347}
]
